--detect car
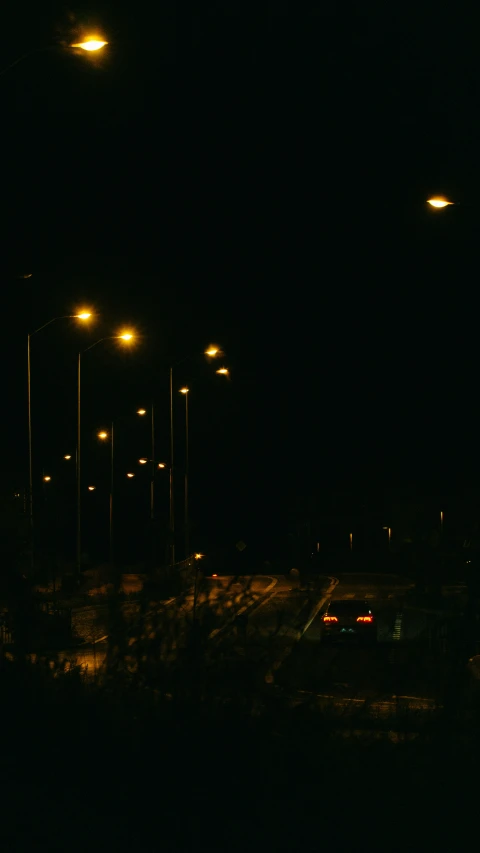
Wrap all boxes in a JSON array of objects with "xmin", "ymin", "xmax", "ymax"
[{"xmin": 321, "ymin": 599, "xmax": 377, "ymax": 644}]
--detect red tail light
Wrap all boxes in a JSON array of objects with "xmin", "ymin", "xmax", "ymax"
[
  {"xmin": 323, "ymin": 615, "xmax": 338, "ymax": 623},
  {"xmin": 357, "ymin": 615, "xmax": 373, "ymax": 623}
]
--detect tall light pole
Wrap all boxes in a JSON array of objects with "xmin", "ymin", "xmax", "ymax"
[
  {"xmin": 98, "ymin": 427, "xmax": 114, "ymax": 573},
  {"xmin": 167, "ymin": 346, "xmax": 224, "ymax": 567},
  {"xmin": 179, "ymin": 388, "xmax": 189, "ymax": 559},
  {"xmin": 137, "ymin": 405, "xmax": 156, "ymax": 568},
  {"xmin": 77, "ymin": 331, "xmax": 135, "ymax": 580},
  {"xmin": 27, "ymin": 310, "xmax": 91, "ymax": 573},
  {"xmin": 169, "ymin": 367, "xmax": 175, "ymax": 566}
]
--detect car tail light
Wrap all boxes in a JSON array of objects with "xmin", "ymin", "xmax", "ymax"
[
  {"xmin": 357, "ymin": 615, "xmax": 374, "ymax": 623},
  {"xmin": 323, "ymin": 615, "xmax": 338, "ymax": 623}
]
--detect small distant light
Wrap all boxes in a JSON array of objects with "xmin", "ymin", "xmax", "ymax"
[
  {"xmin": 216, "ymin": 367, "xmax": 229, "ymax": 376},
  {"xmin": 195, "ymin": 553, "xmax": 204, "ymax": 560},
  {"xmin": 212, "ymin": 573, "xmax": 218, "ymax": 577},
  {"xmin": 205, "ymin": 345, "xmax": 222, "ymax": 357},
  {"xmin": 76, "ymin": 312, "xmax": 92, "ymax": 320},
  {"xmin": 119, "ymin": 332, "xmax": 134, "ymax": 341},
  {"xmin": 137, "ymin": 408, "xmax": 147, "ymax": 415},
  {"xmin": 139, "ymin": 458, "xmax": 148, "ymax": 464},
  {"xmin": 127, "ymin": 473, "xmax": 135, "ymax": 478},
  {"xmin": 179, "ymin": 387, "xmax": 189, "ymax": 394},
  {"xmin": 98, "ymin": 431, "xmax": 108, "ymax": 439},
  {"xmin": 43, "ymin": 476, "xmax": 51, "ymax": 482},
  {"xmin": 158, "ymin": 463, "xmax": 166, "ymax": 469},
  {"xmin": 88, "ymin": 485, "xmax": 96, "ymax": 491},
  {"xmin": 64, "ymin": 455, "xmax": 72, "ymax": 460}
]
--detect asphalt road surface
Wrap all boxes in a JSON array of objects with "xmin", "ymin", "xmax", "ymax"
[{"xmin": 275, "ymin": 573, "xmax": 444, "ymax": 702}]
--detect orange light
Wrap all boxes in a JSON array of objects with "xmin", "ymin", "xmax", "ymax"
[
  {"xmin": 98, "ymin": 431, "xmax": 108, "ymax": 440},
  {"xmin": 216, "ymin": 367, "xmax": 229, "ymax": 376},
  {"xmin": 127, "ymin": 473, "xmax": 135, "ymax": 478},
  {"xmin": 323, "ymin": 615, "xmax": 338, "ymax": 623},
  {"xmin": 137, "ymin": 408, "xmax": 146, "ymax": 415},
  {"xmin": 43, "ymin": 475, "xmax": 52, "ymax": 483},
  {"xmin": 64, "ymin": 455, "xmax": 72, "ymax": 460},
  {"xmin": 212, "ymin": 573, "xmax": 218, "ymax": 577},
  {"xmin": 87, "ymin": 486, "xmax": 96, "ymax": 491},
  {"xmin": 427, "ymin": 197, "xmax": 453, "ymax": 208},
  {"xmin": 138, "ymin": 458, "xmax": 148, "ymax": 464},
  {"xmin": 179, "ymin": 387, "xmax": 189, "ymax": 394},
  {"xmin": 357, "ymin": 615, "xmax": 373, "ymax": 623},
  {"xmin": 158, "ymin": 463, "xmax": 166, "ymax": 469}
]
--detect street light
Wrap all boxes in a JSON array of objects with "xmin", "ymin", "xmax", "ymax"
[
  {"xmin": 179, "ymin": 388, "xmax": 190, "ymax": 559},
  {"xmin": 167, "ymin": 345, "xmax": 223, "ymax": 566},
  {"xmin": 27, "ymin": 309, "xmax": 92, "ymax": 572},
  {"xmin": 137, "ymin": 404, "xmax": 156, "ymax": 567},
  {"xmin": 1, "ymin": 40, "xmax": 107, "ymax": 78},
  {"xmin": 43, "ymin": 475, "xmax": 52, "ymax": 483},
  {"xmin": 427, "ymin": 197, "xmax": 454, "ymax": 208},
  {"xmin": 216, "ymin": 367, "xmax": 229, "ymax": 376},
  {"xmin": 87, "ymin": 485, "xmax": 96, "ymax": 491},
  {"xmin": 97, "ymin": 426, "xmax": 114, "ymax": 573},
  {"xmin": 71, "ymin": 39, "xmax": 108, "ymax": 51},
  {"xmin": 126, "ymin": 473, "xmax": 135, "ymax": 478},
  {"xmin": 64, "ymin": 455, "xmax": 72, "ymax": 461},
  {"xmin": 77, "ymin": 331, "xmax": 135, "ymax": 579}
]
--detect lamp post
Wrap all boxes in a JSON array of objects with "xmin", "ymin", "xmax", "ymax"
[
  {"xmin": 97, "ymin": 427, "xmax": 114, "ymax": 574},
  {"xmin": 27, "ymin": 310, "xmax": 91, "ymax": 572},
  {"xmin": 137, "ymin": 405, "xmax": 156, "ymax": 568},
  {"xmin": 77, "ymin": 331, "xmax": 134, "ymax": 580},
  {"xmin": 179, "ymin": 388, "xmax": 189, "ymax": 559}
]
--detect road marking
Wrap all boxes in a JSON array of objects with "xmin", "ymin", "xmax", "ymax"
[{"xmin": 392, "ymin": 612, "xmax": 403, "ymax": 641}]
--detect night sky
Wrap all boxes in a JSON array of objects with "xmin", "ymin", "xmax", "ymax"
[{"xmin": 2, "ymin": 5, "xmax": 480, "ymax": 560}]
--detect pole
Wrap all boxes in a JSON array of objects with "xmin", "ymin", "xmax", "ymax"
[
  {"xmin": 150, "ymin": 405, "xmax": 155, "ymax": 521},
  {"xmin": 27, "ymin": 333, "xmax": 34, "ymax": 572},
  {"xmin": 185, "ymin": 392, "xmax": 189, "ymax": 560},
  {"xmin": 150, "ymin": 404, "xmax": 155, "ymax": 570},
  {"xmin": 76, "ymin": 352, "xmax": 81, "ymax": 581},
  {"xmin": 169, "ymin": 367, "xmax": 175, "ymax": 566},
  {"xmin": 110, "ymin": 421, "xmax": 114, "ymax": 573}
]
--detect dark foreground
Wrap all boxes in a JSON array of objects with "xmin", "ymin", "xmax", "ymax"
[{"xmin": 1, "ymin": 650, "xmax": 479, "ymax": 852}]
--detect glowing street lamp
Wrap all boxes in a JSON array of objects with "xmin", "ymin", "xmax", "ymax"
[
  {"xmin": 64, "ymin": 455, "xmax": 72, "ymax": 460},
  {"xmin": 216, "ymin": 367, "xmax": 229, "ymax": 376},
  {"xmin": 98, "ymin": 431, "xmax": 108, "ymax": 440},
  {"xmin": 87, "ymin": 485, "xmax": 96, "ymax": 491},
  {"xmin": 427, "ymin": 197, "xmax": 454, "ymax": 208},
  {"xmin": 205, "ymin": 346, "xmax": 222, "ymax": 357},
  {"xmin": 43, "ymin": 475, "xmax": 52, "ymax": 483},
  {"xmin": 71, "ymin": 39, "xmax": 108, "ymax": 52},
  {"xmin": 127, "ymin": 472, "xmax": 135, "ymax": 479},
  {"xmin": 139, "ymin": 458, "xmax": 148, "ymax": 464}
]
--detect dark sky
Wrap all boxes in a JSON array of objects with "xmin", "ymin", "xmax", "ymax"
[{"xmin": 2, "ymin": 4, "xmax": 480, "ymax": 553}]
